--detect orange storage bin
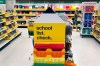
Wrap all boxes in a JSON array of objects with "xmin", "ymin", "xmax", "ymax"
[
  {"xmin": 34, "ymin": 49, "xmax": 65, "ymax": 57},
  {"xmin": 65, "ymin": 61, "xmax": 76, "ymax": 66}
]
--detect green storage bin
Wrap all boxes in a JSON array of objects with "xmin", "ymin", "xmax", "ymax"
[
  {"xmin": 82, "ymin": 28, "xmax": 86, "ymax": 34},
  {"xmin": 87, "ymin": 29, "xmax": 91, "ymax": 34},
  {"xmin": 34, "ymin": 63, "xmax": 64, "ymax": 66},
  {"xmin": 28, "ymin": 31, "xmax": 34, "ymax": 36}
]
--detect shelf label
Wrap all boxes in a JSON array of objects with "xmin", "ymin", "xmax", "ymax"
[{"xmin": 34, "ymin": 23, "xmax": 65, "ymax": 42}]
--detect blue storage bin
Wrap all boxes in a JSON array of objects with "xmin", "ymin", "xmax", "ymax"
[
  {"xmin": 84, "ymin": 22, "xmax": 87, "ymax": 27},
  {"xmin": 85, "ymin": 21, "xmax": 88, "ymax": 23},
  {"xmin": 89, "ymin": 16, "xmax": 92, "ymax": 21},
  {"xmin": 88, "ymin": 23, "xmax": 91, "ymax": 27},
  {"xmin": 89, "ymin": 21, "xmax": 92, "ymax": 23},
  {"xmin": 89, "ymin": 13, "xmax": 92, "ymax": 21},
  {"xmin": 84, "ymin": 13, "xmax": 88, "ymax": 20}
]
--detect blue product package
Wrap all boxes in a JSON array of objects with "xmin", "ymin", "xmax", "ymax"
[
  {"xmin": 0, "ymin": 23, "xmax": 2, "ymax": 28},
  {"xmin": 19, "ymin": 5, "xmax": 22, "ymax": 8}
]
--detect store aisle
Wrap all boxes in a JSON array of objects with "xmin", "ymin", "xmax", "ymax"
[
  {"xmin": 72, "ymin": 32, "xmax": 100, "ymax": 66},
  {"xmin": 0, "ymin": 29, "xmax": 100, "ymax": 66},
  {"xmin": 0, "ymin": 28, "xmax": 33, "ymax": 66}
]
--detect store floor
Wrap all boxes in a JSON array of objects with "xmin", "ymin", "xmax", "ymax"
[
  {"xmin": 0, "ymin": 28, "xmax": 33, "ymax": 66},
  {"xmin": 0, "ymin": 28, "xmax": 100, "ymax": 66},
  {"xmin": 72, "ymin": 31, "xmax": 100, "ymax": 66}
]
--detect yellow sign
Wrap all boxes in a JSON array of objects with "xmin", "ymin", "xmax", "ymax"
[{"xmin": 34, "ymin": 23, "xmax": 65, "ymax": 42}]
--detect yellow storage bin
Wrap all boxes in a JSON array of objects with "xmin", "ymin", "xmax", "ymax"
[{"xmin": 34, "ymin": 55, "xmax": 65, "ymax": 64}]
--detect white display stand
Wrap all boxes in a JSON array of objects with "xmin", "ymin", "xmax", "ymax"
[{"xmin": 80, "ymin": 2, "xmax": 97, "ymax": 37}]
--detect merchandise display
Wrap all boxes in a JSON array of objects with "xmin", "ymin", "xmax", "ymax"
[
  {"xmin": 33, "ymin": 7, "xmax": 76, "ymax": 66},
  {"xmin": 33, "ymin": 9, "xmax": 65, "ymax": 66},
  {"xmin": 0, "ymin": 10, "xmax": 21, "ymax": 51},
  {"xmin": 80, "ymin": 2, "xmax": 97, "ymax": 36},
  {"xmin": 93, "ymin": 3, "xmax": 100, "ymax": 42}
]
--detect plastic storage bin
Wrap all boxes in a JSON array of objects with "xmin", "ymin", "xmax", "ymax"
[
  {"xmin": 84, "ymin": 22, "xmax": 87, "ymax": 27},
  {"xmin": 82, "ymin": 28, "xmax": 86, "ymax": 34},
  {"xmin": 34, "ymin": 44, "xmax": 64, "ymax": 51},
  {"xmin": 34, "ymin": 49, "xmax": 65, "ymax": 57},
  {"xmin": 34, "ymin": 63, "xmax": 64, "ymax": 66},
  {"xmin": 34, "ymin": 55, "xmax": 65, "ymax": 64},
  {"xmin": 65, "ymin": 61, "xmax": 76, "ymax": 66}
]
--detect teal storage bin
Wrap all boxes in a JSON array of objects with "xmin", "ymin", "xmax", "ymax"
[
  {"xmin": 87, "ymin": 29, "xmax": 91, "ymax": 34},
  {"xmin": 34, "ymin": 63, "xmax": 64, "ymax": 66},
  {"xmin": 82, "ymin": 28, "xmax": 86, "ymax": 34}
]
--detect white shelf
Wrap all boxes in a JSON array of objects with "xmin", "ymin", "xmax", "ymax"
[
  {"xmin": 82, "ymin": 27, "xmax": 92, "ymax": 28},
  {"xmin": 0, "ymin": 40, "xmax": 10, "ymax": 48},
  {"xmin": 0, "ymin": 22, "xmax": 4, "ymax": 24},
  {"xmin": 94, "ymin": 29, "xmax": 100, "ymax": 32},
  {"xmin": 93, "ymin": 35, "xmax": 100, "ymax": 42},
  {"xmin": 0, "ymin": 28, "xmax": 7, "ymax": 33},
  {"xmin": 0, "ymin": 32, "xmax": 21, "ymax": 49},
  {"xmin": 81, "ymin": 33, "xmax": 92, "ymax": 35},
  {"xmin": 0, "ymin": 35, "xmax": 7, "ymax": 41}
]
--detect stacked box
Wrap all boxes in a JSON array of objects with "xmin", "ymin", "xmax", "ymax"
[{"xmin": 33, "ymin": 14, "xmax": 66, "ymax": 66}]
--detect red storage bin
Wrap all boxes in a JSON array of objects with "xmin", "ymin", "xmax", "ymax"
[
  {"xmin": 85, "ymin": 6, "xmax": 94, "ymax": 13},
  {"xmin": 34, "ymin": 44, "xmax": 64, "ymax": 51}
]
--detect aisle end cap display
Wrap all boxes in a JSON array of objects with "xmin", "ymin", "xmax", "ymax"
[{"xmin": 35, "ymin": 14, "xmax": 65, "ymax": 23}]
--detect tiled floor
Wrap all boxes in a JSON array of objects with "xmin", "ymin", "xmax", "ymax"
[{"xmin": 0, "ymin": 28, "xmax": 100, "ymax": 66}]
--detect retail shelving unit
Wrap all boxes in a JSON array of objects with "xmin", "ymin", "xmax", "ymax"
[
  {"xmin": 33, "ymin": 13, "xmax": 66, "ymax": 66},
  {"xmin": 80, "ymin": 2, "xmax": 97, "ymax": 37},
  {"xmin": 0, "ymin": 10, "xmax": 21, "ymax": 51},
  {"xmin": 14, "ymin": 3, "xmax": 97, "ymax": 28},
  {"xmin": 14, "ymin": 4, "xmax": 83, "ymax": 28},
  {"xmin": 93, "ymin": 4, "xmax": 100, "ymax": 43},
  {"xmin": 14, "ymin": 4, "xmax": 45, "ymax": 28}
]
